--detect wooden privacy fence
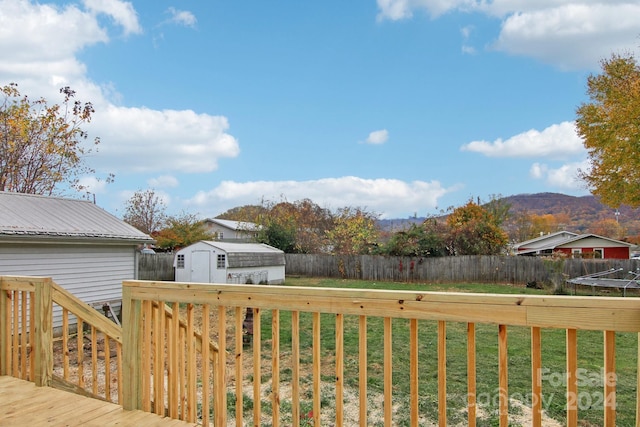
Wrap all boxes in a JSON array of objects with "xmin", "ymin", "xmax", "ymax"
[
  {"xmin": 138, "ymin": 253, "xmax": 175, "ymax": 281},
  {"xmin": 122, "ymin": 279, "xmax": 640, "ymax": 427},
  {"xmin": 285, "ymin": 254, "xmax": 640, "ymax": 285}
]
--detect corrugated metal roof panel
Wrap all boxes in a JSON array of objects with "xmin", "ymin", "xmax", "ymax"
[{"xmin": 0, "ymin": 191, "xmax": 152, "ymax": 242}]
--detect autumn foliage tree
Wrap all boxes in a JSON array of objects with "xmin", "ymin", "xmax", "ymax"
[
  {"xmin": 576, "ymin": 53, "xmax": 640, "ymax": 208},
  {"xmin": 326, "ymin": 207, "xmax": 379, "ymax": 255},
  {"xmin": 155, "ymin": 212, "xmax": 214, "ymax": 250},
  {"xmin": 0, "ymin": 83, "xmax": 107, "ymax": 195},
  {"xmin": 122, "ymin": 189, "xmax": 167, "ymax": 235},
  {"xmin": 445, "ymin": 199, "xmax": 508, "ymax": 255}
]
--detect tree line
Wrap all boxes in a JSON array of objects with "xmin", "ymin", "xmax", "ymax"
[{"xmin": 2, "ymin": 51, "xmax": 640, "ymax": 253}]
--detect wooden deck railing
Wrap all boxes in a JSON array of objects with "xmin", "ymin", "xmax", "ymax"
[
  {"xmin": 0, "ymin": 275, "xmax": 217, "ymax": 408},
  {"xmin": 121, "ymin": 280, "xmax": 640, "ymax": 427},
  {"xmin": 3, "ymin": 276, "xmax": 640, "ymax": 426}
]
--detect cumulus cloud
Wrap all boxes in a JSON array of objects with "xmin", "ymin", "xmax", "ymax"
[
  {"xmin": 461, "ymin": 121, "xmax": 584, "ymax": 159},
  {"xmin": 148, "ymin": 175, "xmax": 179, "ymax": 188},
  {"xmin": 83, "ymin": 0, "xmax": 142, "ymax": 36},
  {"xmin": 364, "ymin": 129, "xmax": 389, "ymax": 145},
  {"xmin": 166, "ymin": 7, "xmax": 197, "ymax": 28},
  {"xmin": 530, "ymin": 160, "xmax": 589, "ymax": 190},
  {"xmin": 187, "ymin": 177, "xmax": 455, "ymax": 219},
  {"xmin": 90, "ymin": 106, "xmax": 239, "ymax": 173},
  {"xmin": 0, "ymin": 0, "xmax": 238, "ymax": 179},
  {"xmin": 376, "ymin": 1, "xmax": 640, "ymax": 70}
]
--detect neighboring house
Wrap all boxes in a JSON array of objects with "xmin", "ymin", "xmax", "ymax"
[
  {"xmin": 174, "ymin": 241, "xmax": 285, "ymax": 285},
  {"xmin": 203, "ymin": 218, "xmax": 260, "ymax": 242},
  {"xmin": 514, "ymin": 231, "xmax": 632, "ymax": 259},
  {"xmin": 0, "ymin": 191, "xmax": 153, "ymax": 324}
]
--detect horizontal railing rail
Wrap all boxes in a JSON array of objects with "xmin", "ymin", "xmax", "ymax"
[{"xmin": 122, "ymin": 280, "xmax": 640, "ymax": 427}]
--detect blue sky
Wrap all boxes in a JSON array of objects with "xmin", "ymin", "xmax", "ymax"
[{"xmin": 1, "ymin": 1, "xmax": 639, "ymax": 219}]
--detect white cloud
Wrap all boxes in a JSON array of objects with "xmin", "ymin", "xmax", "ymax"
[
  {"xmin": 492, "ymin": 3, "xmax": 640, "ymax": 70},
  {"xmin": 187, "ymin": 177, "xmax": 456, "ymax": 219},
  {"xmin": 365, "ymin": 129, "xmax": 389, "ymax": 145},
  {"xmin": 148, "ymin": 175, "xmax": 179, "ymax": 189},
  {"xmin": 90, "ymin": 106, "xmax": 239, "ymax": 173},
  {"xmin": 78, "ymin": 175, "xmax": 109, "ymax": 194},
  {"xmin": 376, "ymin": 0, "xmax": 472, "ymax": 21},
  {"xmin": 530, "ymin": 159, "xmax": 590, "ymax": 190},
  {"xmin": 461, "ymin": 121, "xmax": 584, "ymax": 159},
  {"xmin": 0, "ymin": 0, "xmax": 239, "ymax": 179},
  {"xmin": 166, "ymin": 7, "xmax": 197, "ymax": 28},
  {"xmin": 376, "ymin": 1, "xmax": 640, "ymax": 70},
  {"xmin": 83, "ymin": 0, "xmax": 142, "ymax": 36}
]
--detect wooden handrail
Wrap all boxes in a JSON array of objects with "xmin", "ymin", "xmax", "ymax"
[{"xmin": 121, "ymin": 279, "xmax": 640, "ymax": 427}]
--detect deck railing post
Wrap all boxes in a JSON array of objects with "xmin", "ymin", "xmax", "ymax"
[
  {"xmin": 34, "ymin": 277, "xmax": 53, "ymax": 387},
  {"xmin": 122, "ymin": 282, "xmax": 143, "ymax": 410},
  {"xmin": 0, "ymin": 277, "xmax": 8, "ymax": 375}
]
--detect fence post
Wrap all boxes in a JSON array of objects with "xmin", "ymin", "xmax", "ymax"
[
  {"xmin": 34, "ymin": 277, "xmax": 53, "ymax": 387},
  {"xmin": 122, "ymin": 281, "xmax": 143, "ymax": 410}
]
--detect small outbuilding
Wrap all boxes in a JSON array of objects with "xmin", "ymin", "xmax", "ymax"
[
  {"xmin": 174, "ymin": 241, "xmax": 285, "ymax": 284},
  {"xmin": 514, "ymin": 231, "xmax": 632, "ymax": 259},
  {"xmin": 0, "ymin": 191, "xmax": 154, "ymax": 325}
]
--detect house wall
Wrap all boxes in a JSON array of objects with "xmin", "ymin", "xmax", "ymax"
[
  {"xmin": 555, "ymin": 247, "xmax": 630, "ymax": 259},
  {"xmin": 0, "ymin": 243, "xmax": 137, "ymax": 326}
]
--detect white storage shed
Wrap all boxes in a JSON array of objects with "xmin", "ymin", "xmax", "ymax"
[
  {"xmin": 0, "ymin": 192, "xmax": 153, "ymax": 324},
  {"xmin": 174, "ymin": 241, "xmax": 285, "ymax": 285}
]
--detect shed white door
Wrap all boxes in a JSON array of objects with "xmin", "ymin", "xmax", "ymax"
[{"xmin": 191, "ymin": 250, "xmax": 211, "ymax": 283}]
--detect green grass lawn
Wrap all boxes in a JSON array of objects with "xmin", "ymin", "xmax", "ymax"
[{"xmin": 252, "ymin": 277, "xmax": 638, "ymax": 426}]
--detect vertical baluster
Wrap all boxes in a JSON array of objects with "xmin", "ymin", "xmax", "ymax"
[
  {"xmin": 253, "ymin": 308, "xmax": 262, "ymax": 425},
  {"xmin": 359, "ymin": 315, "xmax": 367, "ymax": 427},
  {"xmin": 604, "ymin": 330, "xmax": 616, "ymax": 426},
  {"xmin": 438, "ymin": 320, "xmax": 447, "ymax": 427},
  {"xmin": 384, "ymin": 317, "xmax": 392, "ymax": 426},
  {"xmin": 467, "ymin": 322, "xmax": 477, "ymax": 427},
  {"xmin": 410, "ymin": 318, "xmax": 419, "ymax": 426},
  {"xmin": 235, "ymin": 306, "xmax": 244, "ymax": 427},
  {"xmin": 201, "ymin": 304, "xmax": 210, "ymax": 426},
  {"xmin": 335, "ymin": 313, "xmax": 344, "ymax": 427},
  {"xmin": 312, "ymin": 312, "xmax": 321, "ymax": 427},
  {"xmin": 531, "ymin": 327, "xmax": 542, "ymax": 427},
  {"xmin": 272, "ymin": 309, "xmax": 280, "ymax": 427},
  {"xmin": 91, "ymin": 326, "xmax": 98, "ymax": 395},
  {"xmin": 498, "ymin": 324, "xmax": 508, "ymax": 427},
  {"xmin": 566, "ymin": 328, "xmax": 578, "ymax": 427},
  {"xmin": 291, "ymin": 310, "xmax": 300, "ymax": 427}
]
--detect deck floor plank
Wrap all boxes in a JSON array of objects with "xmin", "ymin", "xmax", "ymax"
[{"xmin": 0, "ymin": 376, "xmax": 197, "ymax": 427}]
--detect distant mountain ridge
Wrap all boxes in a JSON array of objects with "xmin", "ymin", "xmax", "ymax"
[{"xmin": 378, "ymin": 193, "xmax": 640, "ymax": 236}]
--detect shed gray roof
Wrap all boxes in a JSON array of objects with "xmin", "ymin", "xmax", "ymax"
[
  {"xmin": 0, "ymin": 191, "xmax": 153, "ymax": 243},
  {"xmin": 197, "ymin": 241, "xmax": 285, "ymax": 267}
]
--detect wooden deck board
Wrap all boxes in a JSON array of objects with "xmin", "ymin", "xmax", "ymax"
[{"xmin": 0, "ymin": 376, "xmax": 197, "ymax": 427}]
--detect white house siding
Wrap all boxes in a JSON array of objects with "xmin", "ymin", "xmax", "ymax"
[{"xmin": 0, "ymin": 243, "xmax": 136, "ymax": 327}]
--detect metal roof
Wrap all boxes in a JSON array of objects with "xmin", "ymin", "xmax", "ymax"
[
  {"xmin": 205, "ymin": 218, "xmax": 261, "ymax": 231},
  {"xmin": 199, "ymin": 241, "xmax": 283, "ymax": 254},
  {"xmin": 0, "ymin": 191, "xmax": 153, "ymax": 243}
]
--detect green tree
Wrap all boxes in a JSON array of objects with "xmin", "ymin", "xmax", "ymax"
[
  {"xmin": 446, "ymin": 199, "xmax": 508, "ymax": 255},
  {"xmin": 576, "ymin": 53, "xmax": 640, "ymax": 208},
  {"xmin": 122, "ymin": 189, "xmax": 167, "ymax": 235},
  {"xmin": 255, "ymin": 198, "xmax": 333, "ymax": 253},
  {"xmin": 383, "ymin": 219, "xmax": 447, "ymax": 257},
  {"xmin": 155, "ymin": 212, "xmax": 213, "ymax": 250},
  {"xmin": 326, "ymin": 207, "xmax": 379, "ymax": 255},
  {"xmin": 0, "ymin": 83, "xmax": 109, "ymax": 195}
]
